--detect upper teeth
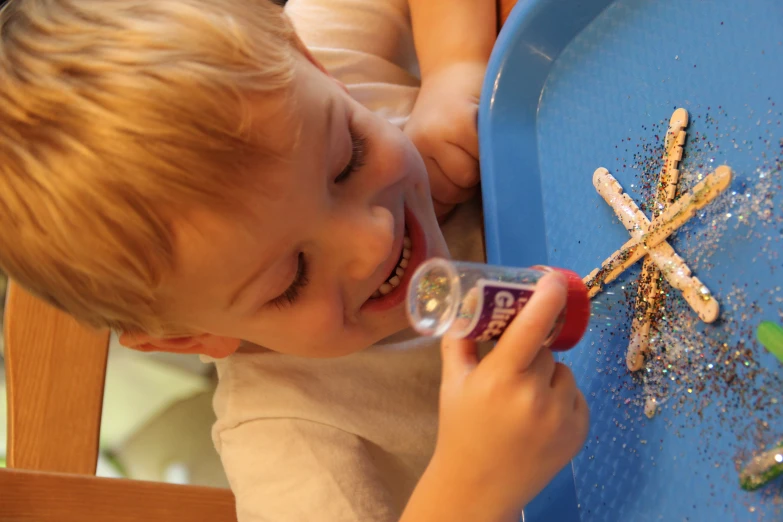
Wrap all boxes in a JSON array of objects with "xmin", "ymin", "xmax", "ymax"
[{"xmin": 372, "ymin": 233, "xmax": 411, "ymax": 298}]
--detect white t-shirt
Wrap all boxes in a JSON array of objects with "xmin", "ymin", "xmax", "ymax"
[{"xmin": 211, "ymin": 2, "xmax": 486, "ymax": 520}]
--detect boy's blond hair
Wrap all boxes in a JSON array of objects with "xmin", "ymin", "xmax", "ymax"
[{"xmin": 0, "ymin": 0, "xmax": 297, "ymax": 334}]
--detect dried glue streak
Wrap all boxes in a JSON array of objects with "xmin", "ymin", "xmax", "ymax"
[{"xmin": 406, "ymin": 258, "xmax": 596, "ymax": 351}]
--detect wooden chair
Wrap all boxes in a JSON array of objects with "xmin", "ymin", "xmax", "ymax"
[{"xmin": 0, "ymin": 281, "xmax": 237, "ymax": 522}]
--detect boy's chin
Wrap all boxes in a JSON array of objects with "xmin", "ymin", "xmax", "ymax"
[{"xmin": 355, "ymin": 307, "xmax": 412, "ymax": 346}]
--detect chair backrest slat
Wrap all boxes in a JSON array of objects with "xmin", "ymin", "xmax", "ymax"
[
  {"xmin": 4, "ymin": 281, "xmax": 111, "ymax": 474},
  {"xmin": 0, "ymin": 468, "xmax": 237, "ymax": 522}
]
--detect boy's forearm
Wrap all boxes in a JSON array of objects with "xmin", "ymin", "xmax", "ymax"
[
  {"xmin": 400, "ymin": 459, "xmax": 521, "ymax": 522},
  {"xmin": 409, "ymin": 0, "xmax": 496, "ymax": 78}
]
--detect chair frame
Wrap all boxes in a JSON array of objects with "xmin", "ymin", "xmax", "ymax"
[{"xmin": 1, "ymin": 282, "xmax": 237, "ymax": 522}]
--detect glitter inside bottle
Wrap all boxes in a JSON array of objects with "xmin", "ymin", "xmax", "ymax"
[{"xmin": 406, "ymin": 258, "xmax": 595, "ymax": 351}]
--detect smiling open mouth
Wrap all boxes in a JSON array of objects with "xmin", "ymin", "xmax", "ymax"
[
  {"xmin": 370, "ymin": 230, "xmax": 411, "ymax": 299},
  {"xmin": 361, "ymin": 207, "xmax": 426, "ymax": 313}
]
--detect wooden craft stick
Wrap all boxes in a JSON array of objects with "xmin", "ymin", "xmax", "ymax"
[
  {"xmin": 584, "ymin": 165, "xmax": 732, "ymax": 297},
  {"xmin": 627, "ymin": 267, "xmax": 659, "ymax": 370},
  {"xmin": 644, "ymin": 242, "xmax": 719, "ymax": 321},
  {"xmin": 590, "ymin": 165, "xmax": 725, "ymax": 322},
  {"xmin": 646, "ymin": 164, "xmax": 732, "ymax": 244},
  {"xmin": 629, "ymin": 108, "xmax": 688, "ymax": 370},
  {"xmin": 592, "ymin": 164, "xmax": 721, "ymax": 327}
]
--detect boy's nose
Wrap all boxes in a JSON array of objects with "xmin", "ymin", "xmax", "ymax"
[{"xmin": 341, "ymin": 205, "xmax": 395, "ymax": 281}]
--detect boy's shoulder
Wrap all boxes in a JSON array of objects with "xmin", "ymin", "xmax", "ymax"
[{"xmin": 211, "ymin": 335, "xmax": 442, "ymax": 432}]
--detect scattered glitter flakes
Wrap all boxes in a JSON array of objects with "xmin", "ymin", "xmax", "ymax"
[{"xmin": 588, "ymin": 99, "xmax": 783, "ymax": 514}]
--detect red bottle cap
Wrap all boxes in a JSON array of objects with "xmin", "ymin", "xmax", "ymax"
[{"xmin": 548, "ymin": 268, "xmax": 590, "ymax": 351}]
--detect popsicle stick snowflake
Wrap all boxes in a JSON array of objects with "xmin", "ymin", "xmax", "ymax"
[{"xmin": 584, "ymin": 108, "xmax": 733, "ymax": 372}]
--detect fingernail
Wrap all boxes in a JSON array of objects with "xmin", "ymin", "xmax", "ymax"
[{"xmin": 551, "ymin": 271, "xmax": 568, "ymax": 289}]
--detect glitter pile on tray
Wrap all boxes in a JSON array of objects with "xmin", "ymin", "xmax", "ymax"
[
  {"xmin": 614, "ymin": 103, "xmax": 783, "ymax": 404},
  {"xmin": 592, "ymin": 100, "xmax": 783, "ymax": 510},
  {"xmin": 640, "ymin": 119, "xmax": 782, "ymax": 407}
]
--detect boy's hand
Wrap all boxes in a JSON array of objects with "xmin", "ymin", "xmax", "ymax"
[
  {"xmin": 430, "ymin": 273, "xmax": 590, "ymax": 520},
  {"xmin": 405, "ymin": 62, "xmax": 485, "ymax": 220}
]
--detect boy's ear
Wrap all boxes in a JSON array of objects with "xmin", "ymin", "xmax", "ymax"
[{"xmin": 119, "ymin": 332, "xmax": 241, "ymax": 359}]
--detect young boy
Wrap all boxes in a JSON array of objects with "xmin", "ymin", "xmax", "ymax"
[{"xmin": 0, "ymin": 1, "xmax": 589, "ymax": 521}]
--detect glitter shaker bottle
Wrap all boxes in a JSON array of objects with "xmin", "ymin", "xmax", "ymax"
[{"xmin": 406, "ymin": 258, "xmax": 592, "ymax": 351}]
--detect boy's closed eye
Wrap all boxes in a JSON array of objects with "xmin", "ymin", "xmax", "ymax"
[
  {"xmin": 269, "ymin": 252, "xmax": 309, "ymax": 309},
  {"xmin": 333, "ymin": 125, "xmax": 368, "ymax": 184}
]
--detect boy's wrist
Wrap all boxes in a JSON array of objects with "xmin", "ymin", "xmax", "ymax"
[
  {"xmin": 402, "ymin": 452, "xmax": 522, "ymax": 522},
  {"xmin": 418, "ymin": 61, "xmax": 486, "ymax": 103},
  {"xmin": 419, "ymin": 53, "xmax": 490, "ymax": 81},
  {"xmin": 420, "ymin": 59, "xmax": 486, "ymax": 85}
]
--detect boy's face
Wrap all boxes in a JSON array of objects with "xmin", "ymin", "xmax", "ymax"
[{"xmin": 151, "ymin": 53, "xmax": 449, "ymax": 358}]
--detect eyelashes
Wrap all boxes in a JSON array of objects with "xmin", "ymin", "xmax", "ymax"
[
  {"xmin": 270, "ymin": 252, "xmax": 308, "ymax": 309},
  {"xmin": 334, "ymin": 126, "xmax": 367, "ymax": 184}
]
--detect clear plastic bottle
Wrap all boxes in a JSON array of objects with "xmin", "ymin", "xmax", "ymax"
[{"xmin": 406, "ymin": 258, "xmax": 595, "ymax": 351}]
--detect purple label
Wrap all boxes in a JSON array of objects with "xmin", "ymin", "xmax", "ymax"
[{"xmin": 465, "ymin": 280, "xmax": 536, "ymax": 342}]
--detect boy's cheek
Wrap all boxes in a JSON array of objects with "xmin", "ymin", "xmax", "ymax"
[{"xmin": 254, "ymin": 306, "xmax": 347, "ymax": 356}]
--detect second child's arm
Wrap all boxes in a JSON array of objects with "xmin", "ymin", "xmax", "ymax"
[
  {"xmin": 408, "ymin": 0, "xmax": 496, "ymax": 79},
  {"xmin": 405, "ymin": 0, "xmax": 498, "ymax": 219}
]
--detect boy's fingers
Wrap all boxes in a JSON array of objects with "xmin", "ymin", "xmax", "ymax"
[
  {"xmin": 426, "ymin": 156, "xmax": 475, "ymax": 205},
  {"xmin": 436, "ymin": 145, "xmax": 480, "ymax": 190},
  {"xmin": 550, "ymin": 362, "xmax": 577, "ymax": 398},
  {"xmin": 518, "ymin": 345, "xmax": 556, "ymax": 384},
  {"xmin": 434, "ymin": 200, "xmax": 456, "ymax": 221},
  {"xmin": 572, "ymin": 392, "xmax": 590, "ymax": 446},
  {"xmin": 486, "ymin": 272, "xmax": 568, "ymax": 374},
  {"xmin": 440, "ymin": 335, "xmax": 479, "ymax": 385},
  {"xmin": 450, "ymin": 105, "xmax": 479, "ymax": 159}
]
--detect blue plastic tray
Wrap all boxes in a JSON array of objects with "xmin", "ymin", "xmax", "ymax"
[{"xmin": 479, "ymin": 0, "xmax": 783, "ymax": 520}]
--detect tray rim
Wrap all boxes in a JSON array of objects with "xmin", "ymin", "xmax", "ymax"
[
  {"xmin": 479, "ymin": 0, "xmax": 614, "ymax": 266},
  {"xmin": 476, "ymin": 1, "xmax": 629, "ymax": 520}
]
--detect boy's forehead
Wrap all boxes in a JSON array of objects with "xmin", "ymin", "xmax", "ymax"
[
  {"xmin": 246, "ymin": 88, "xmax": 303, "ymax": 159},
  {"xmin": 239, "ymin": 59, "xmax": 343, "ymax": 195},
  {"xmin": 254, "ymin": 54, "xmax": 342, "ymax": 149}
]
